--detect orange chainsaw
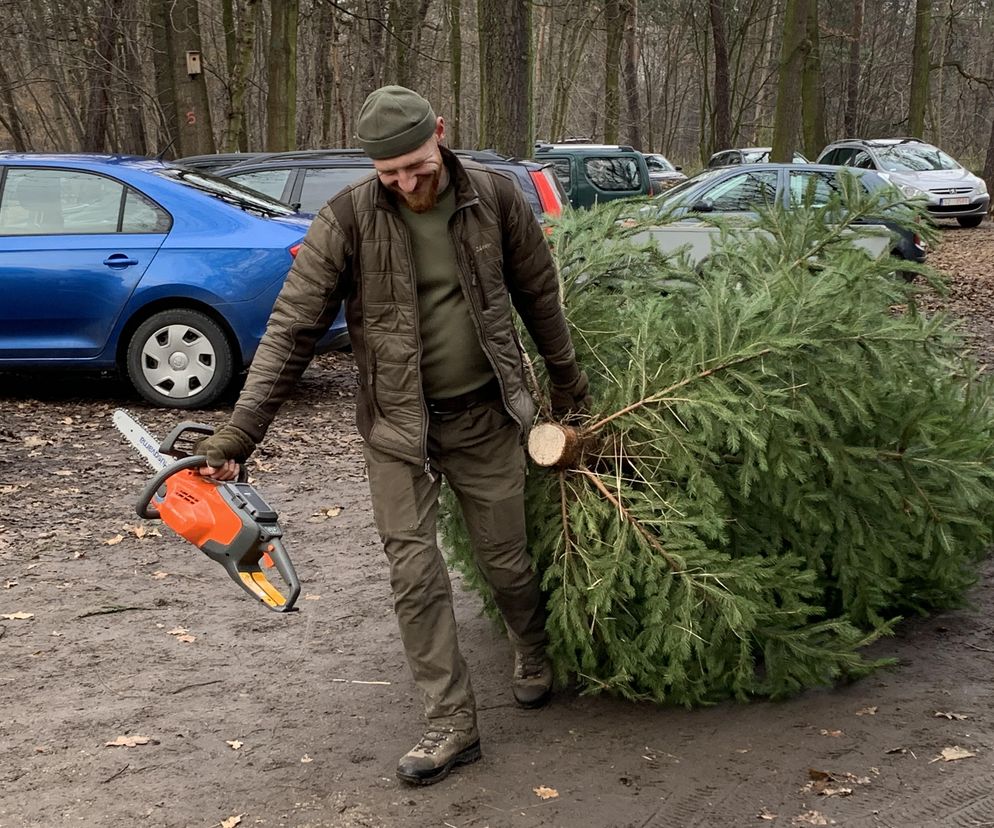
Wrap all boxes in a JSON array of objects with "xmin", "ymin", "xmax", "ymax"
[{"xmin": 114, "ymin": 409, "xmax": 300, "ymax": 612}]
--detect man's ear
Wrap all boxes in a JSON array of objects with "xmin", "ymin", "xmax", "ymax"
[{"xmin": 435, "ymin": 116, "xmax": 446, "ymax": 144}]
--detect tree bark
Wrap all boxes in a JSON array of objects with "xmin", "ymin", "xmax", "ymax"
[
  {"xmin": 478, "ymin": 0, "xmax": 533, "ymax": 156},
  {"xmin": 770, "ymin": 0, "xmax": 810, "ymax": 163},
  {"xmin": 708, "ymin": 0, "xmax": 731, "ymax": 154},
  {"xmin": 844, "ymin": 0, "xmax": 863, "ymax": 136},
  {"xmin": 0, "ymin": 52, "xmax": 28, "ymax": 151},
  {"xmin": 266, "ymin": 0, "xmax": 298, "ymax": 151},
  {"xmin": 604, "ymin": 0, "xmax": 624, "ymax": 144},
  {"xmin": 908, "ymin": 0, "xmax": 932, "ymax": 137},
  {"xmin": 83, "ymin": 0, "xmax": 120, "ymax": 152},
  {"xmin": 621, "ymin": 0, "xmax": 642, "ymax": 149},
  {"xmin": 118, "ymin": 5, "xmax": 149, "ymax": 155},
  {"xmin": 800, "ymin": 0, "xmax": 826, "ymax": 158},
  {"xmin": 224, "ymin": 0, "xmax": 258, "ymax": 152},
  {"xmin": 150, "ymin": 0, "xmax": 180, "ymax": 156},
  {"xmin": 448, "ymin": 0, "xmax": 463, "ymax": 147},
  {"xmin": 983, "ymin": 98, "xmax": 994, "ymax": 212}
]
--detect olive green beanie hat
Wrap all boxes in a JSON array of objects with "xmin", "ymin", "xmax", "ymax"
[{"xmin": 356, "ymin": 85, "xmax": 437, "ymax": 160}]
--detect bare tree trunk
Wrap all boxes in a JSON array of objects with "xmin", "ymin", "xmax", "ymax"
[
  {"xmin": 0, "ymin": 54, "xmax": 28, "ymax": 150},
  {"xmin": 224, "ymin": 0, "xmax": 258, "ymax": 151},
  {"xmin": 908, "ymin": 0, "xmax": 931, "ymax": 137},
  {"xmin": 158, "ymin": 0, "xmax": 216, "ymax": 156},
  {"xmin": 151, "ymin": 0, "xmax": 180, "ymax": 155},
  {"xmin": 266, "ymin": 0, "xmax": 298, "ymax": 151},
  {"xmin": 983, "ymin": 98, "xmax": 994, "ymax": 210},
  {"xmin": 709, "ymin": 0, "xmax": 731, "ymax": 153},
  {"xmin": 83, "ymin": 0, "xmax": 121, "ymax": 152},
  {"xmin": 770, "ymin": 0, "xmax": 809, "ymax": 162},
  {"xmin": 800, "ymin": 0, "xmax": 826, "ymax": 158},
  {"xmin": 604, "ymin": 0, "xmax": 624, "ymax": 143},
  {"xmin": 478, "ymin": 0, "xmax": 532, "ymax": 156},
  {"xmin": 621, "ymin": 0, "xmax": 642, "ymax": 149},
  {"xmin": 118, "ymin": 5, "xmax": 149, "ymax": 155},
  {"xmin": 844, "ymin": 0, "xmax": 863, "ymax": 136},
  {"xmin": 448, "ymin": 0, "xmax": 463, "ymax": 146}
]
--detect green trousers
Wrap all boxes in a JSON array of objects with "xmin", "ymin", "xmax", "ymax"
[{"xmin": 363, "ymin": 398, "xmax": 547, "ymax": 731}]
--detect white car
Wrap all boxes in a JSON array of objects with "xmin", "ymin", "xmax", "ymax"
[{"xmin": 817, "ymin": 138, "xmax": 989, "ymax": 227}]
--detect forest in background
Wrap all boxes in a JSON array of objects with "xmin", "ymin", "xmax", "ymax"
[{"xmin": 1, "ymin": 0, "xmax": 993, "ymax": 183}]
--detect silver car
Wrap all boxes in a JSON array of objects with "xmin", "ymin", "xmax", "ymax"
[{"xmin": 817, "ymin": 138, "xmax": 989, "ymax": 227}]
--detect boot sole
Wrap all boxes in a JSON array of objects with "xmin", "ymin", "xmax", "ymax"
[
  {"xmin": 513, "ymin": 687, "xmax": 552, "ymax": 709},
  {"xmin": 396, "ymin": 740, "xmax": 482, "ymax": 786}
]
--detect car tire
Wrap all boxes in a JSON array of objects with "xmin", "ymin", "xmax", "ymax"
[
  {"xmin": 126, "ymin": 309, "xmax": 235, "ymax": 409},
  {"xmin": 956, "ymin": 215, "xmax": 984, "ymax": 228}
]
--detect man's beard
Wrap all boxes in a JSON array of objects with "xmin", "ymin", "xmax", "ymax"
[{"xmin": 392, "ymin": 165, "xmax": 442, "ymax": 213}]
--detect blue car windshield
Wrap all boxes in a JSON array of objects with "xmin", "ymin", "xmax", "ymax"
[
  {"xmin": 876, "ymin": 145, "xmax": 959, "ymax": 172},
  {"xmin": 155, "ymin": 167, "xmax": 298, "ymax": 216}
]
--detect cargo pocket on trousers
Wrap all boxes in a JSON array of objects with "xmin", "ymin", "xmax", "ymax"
[{"xmin": 364, "ymin": 450, "xmax": 419, "ymax": 537}]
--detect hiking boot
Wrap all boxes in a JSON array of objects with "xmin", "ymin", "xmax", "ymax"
[
  {"xmin": 396, "ymin": 727, "xmax": 481, "ymax": 786},
  {"xmin": 512, "ymin": 650, "xmax": 553, "ymax": 709}
]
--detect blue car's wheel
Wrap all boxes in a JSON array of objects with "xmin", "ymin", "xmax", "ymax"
[{"xmin": 126, "ymin": 309, "xmax": 234, "ymax": 409}]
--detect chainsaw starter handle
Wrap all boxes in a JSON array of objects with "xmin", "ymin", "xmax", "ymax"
[{"xmin": 136, "ymin": 455, "xmax": 207, "ymax": 519}]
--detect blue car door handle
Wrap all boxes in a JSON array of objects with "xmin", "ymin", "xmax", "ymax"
[{"xmin": 103, "ymin": 254, "xmax": 139, "ymax": 268}]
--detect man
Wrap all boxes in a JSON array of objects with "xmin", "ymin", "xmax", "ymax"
[{"xmin": 196, "ymin": 85, "xmax": 590, "ymax": 786}]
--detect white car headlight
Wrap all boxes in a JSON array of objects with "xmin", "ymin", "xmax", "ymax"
[
  {"xmin": 899, "ymin": 183, "xmax": 926, "ymax": 199},
  {"xmin": 977, "ymin": 179, "xmax": 989, "ymax": 195}
]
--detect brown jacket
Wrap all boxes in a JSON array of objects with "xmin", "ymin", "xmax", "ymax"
[{"xmin": 230, "ymin": 146, "xmax": 581, "ymax": 466}]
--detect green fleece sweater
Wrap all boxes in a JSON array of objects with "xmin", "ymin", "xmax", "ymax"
[{"xmin": 399, "ymin": 183, "xmax": 494, "ymax": 399}]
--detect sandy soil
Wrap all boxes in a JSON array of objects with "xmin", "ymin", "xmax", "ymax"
[{"xmin": 2, "ymin": 223, "xmax": 993, "ymax": 828}]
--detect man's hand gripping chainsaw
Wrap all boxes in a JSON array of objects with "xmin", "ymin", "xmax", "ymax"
[{"xmin": 114, "ymin": 410, "xmax": 301, "ymax": 612}]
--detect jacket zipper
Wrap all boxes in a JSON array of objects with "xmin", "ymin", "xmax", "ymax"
[{"xmin": 399, "ymin": 215, "xmax": 433, "ymax": 478}]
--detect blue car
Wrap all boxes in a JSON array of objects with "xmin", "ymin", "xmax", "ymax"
[{"xmin": 0, "ymin": 154, "xmax": 348, "ymax": 409}]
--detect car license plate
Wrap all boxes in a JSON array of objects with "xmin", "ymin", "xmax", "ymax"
[{"xmin": 941, "ymin": 196, "xmax": 970, "ymax": 206}]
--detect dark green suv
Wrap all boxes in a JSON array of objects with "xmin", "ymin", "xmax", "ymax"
[{"xmin": 533, "ymin": 142, "xmax": 652, "ymax": 209}]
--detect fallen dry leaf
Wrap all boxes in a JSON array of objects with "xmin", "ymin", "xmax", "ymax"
[
  {"xmin": 1, "ymin": 611, "xmax": 34, "ymax": 620},
  {"xmin": 533, "ymin": 785, "xmax": 559, "ymax": 800},
  {"xmin": 167, "ymin": 627, "xmax": 189, "ymax": 636},
  {"xmin": 758, "ymin": 808, "xmax": 778, "ymax": 821},
  {"xmin": 303, "ymin": 594, "xmax": 322, "ymax": 601},
  {"xmin": 175, "ymin": 634, "xmax": 196, "ymax": 644},
  {"xmin": 24, "ymin": 436, "xmax": 49, "ymax": 448},
  {"xmin": 54, "ymin": 470, "xmax": 73, "ymax": 477},
  {"xmin": 104, "ymin": 535, "xmax": 124, "ymax": 546},
  {"xmin": 226, "ymin": 740, "xmax": 243, "ymax": 750},
  {"xmin": 3, "ymin": 580, "xmax": 18, "ymax": 589},
  {"xmin": 820, "ymin": 729, "xmax": 844, "ymax": 737},
  {"xmin": 105, "ymin": 735, "xmax": 157, "ymax": 748},
  {"xmin": 792, "ymin": 811, "xmax": 832, "ymax": 826},
  {"xmin": 61, "ymin": 417, "xmax": 73, "ymax": 425},
  {"xmin": 934, "ymin": 711, "xmax": 969, "ymax": 720},
  {"xmin": 933, "ymin": 746, "xmax": 976, "ymax": 763},
  {"xmin": 220, "ymin": 816, "xmax": 243, "ymax": 828},
  {"xmin": 73, "ymin": 551, "xmax": 86, "ymax": 560},
  {"xmin": 151, "ymin": 571, "xmax": 170, "ymax": 580},
  {"xmin": 855, "ymin": 706, "xmax": 878, "ymax": 716},
  {"xmin": 300, "ymin": 754, "xmax": 313, "ymax": 764}
]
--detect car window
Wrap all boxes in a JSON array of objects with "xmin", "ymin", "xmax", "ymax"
[
  {"xmin": 298, "ymin": 167, "xmax": 370, "ymax": 211},
  {"xmin": 645, "ymin": 154, "xmax": 675, "ymax": 173},
  {"xmin": 852, "ymin": 151, "xmax": 876, "ymax": 170},
  {"xmin": 875, "ymin": 144, "xmax": 960, "ymax": 172},
  {"xmin": 227, "ymin": 168, "xmax": 292, "ymax": 201},
  {"xmin": 549, "ymin": 158, "xmax": 571, "ymax": 191},
  {"xmin": 121, "ymin": 188, "xmax": 172, "ymax": 233},
  {"xmin": 703, "ymin": 170, "xmax": 778, "ymax": 211},
  {"xmin": 156, "ymin": 167, "xmax": 297, "ymax": 216},
  {"xmin": 742, "ymin": 149, "xmax": 769, "ymax": 163},
  {"xmin": 0, "ymin": 168, "xmax": 124, "ymax": 235},
  {"xmin": 584, "ymin": 157, "xmax": 640, "ymax": 191},
  {"xmin": 788, "ymin": 171, "xmax": 865, "ymax": 207}
]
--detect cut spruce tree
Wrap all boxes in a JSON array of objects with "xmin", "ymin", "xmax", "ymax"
[{"xmin": 441, "ymin": 177, "xmax": 994, "ymax": 705}]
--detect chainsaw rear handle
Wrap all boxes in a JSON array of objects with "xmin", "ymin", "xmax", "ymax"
[{"xmin": 224, "ymin": 536, "xmax": 301, "ymax": 613}]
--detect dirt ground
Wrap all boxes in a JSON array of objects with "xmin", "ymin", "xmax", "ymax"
[{"xmin": 2, "ymin": 223, "xmax": 994, "ymax": 828}]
